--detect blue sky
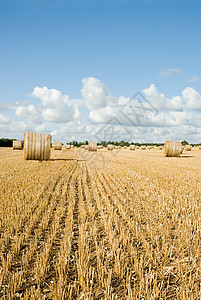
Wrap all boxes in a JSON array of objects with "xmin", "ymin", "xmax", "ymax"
[{"xmin": 0, "ymin": 0, "xmax": 201, "ymax": 143}]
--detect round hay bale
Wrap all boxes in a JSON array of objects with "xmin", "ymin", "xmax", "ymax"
[
  {"xmin": 129, "ymin": 145, "xmax": 135, "ymax": 151},
  {"xmin": 85, "ymin": 145, "xmax": 89, "ymax": 150},
  {"xmin": 66, "ymin": 144, "xmax": 71, "ymax": 149},
  {"xmin": 97, "ymin": 145, "xmax": 102, "ymax": 149},
  {"xmin": 53, "ymin": 142, "xmax": 62, "ymax": 150},
  {"xmin": 71, "ymin": 145, "xmax": 74, "ymax": 148},
  {"xmin": 164, "ymin": 140, "xmax": 182, "ymax": 157},
  {"xmin": 107, "ymin": 144, "xmax": 114, "ymax": 150},
  {"xmin": 24, "ymin": 132, "xmax": 51, "ymax": 161},
  {"xmin": 184, "ymin": 145, "xmax": 192, "ymax": 151},
  {"xmin": 13, "ymin": 140, "xmax": 23, "ymax": 150},
  {"xmin": 81, "ymin": 145, "xmax": 85, "ymax": 149},
  {"xmin": 199, "ymin": 146, "xmax": 201, "ymax": 149},
  {"xmin": 140, "ymin": 146, "xmax": 146, "ymax": 150},
  {"xmin": 88, "ymin": 142, "xmax": 97, "ymax": 151},
  {"xmin": 158, "ymin": 146, "xmax": 163, "ymax": 150}
]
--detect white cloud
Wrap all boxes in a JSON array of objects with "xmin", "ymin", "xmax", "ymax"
[
  {"xmin": 35, "ymin": 124, "xmax": 46, "ymax": 132},
  {"xmin": 143, "ymin": 84, "xmax": 183, "ymax": 111},
  {"xmin": 15, "ymin": 104, "xmax": 41, "ymax": 123},
  {"xmin": 81, "ymin": 77, "xmax": 114, "ymax": 110},
  {"xmin": 160, "ymin": 67, "xmax": 182, "ymax": 77},
  {"xmin": 182, "ymin": 87, "xmax": 201, "ymax": 111},
  {"xmin": 51, "ymin": 130, "xmax": 58, "ymax": 136},
  {"xmin": 1, "ymin": 79, "xmax": 201, "ymax": 143},
  {"xmin": 89, "ymin": 105, "xmax": 117, "ymax": 123},
  {"xmin": 0, "ymin": 114, "xmax": 10, "ymax": 124},
  {"xmin": 32, "ymin": 86, "xmax": 70, "ymax": 107},
  {"xmin": 187, "ymin": 76, "xmax": 199, "ymax": 83},
  {"xmin": 32, "ymin": 86, "xmax": 78, "ymax": 123}
]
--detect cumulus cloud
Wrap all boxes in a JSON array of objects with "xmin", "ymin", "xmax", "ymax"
[
  {"xmin": 143, "ymin": 84, "xmax": 183, "ymax": 111},
  {"xmin": 81, "ymin": 77, "xmax": 115, "ymax": 110},
  {"xmin": 182, "ymin": 87, "xmax": 201, "ymax": 111},
  {"xmin": 160, "ymin": 67, "xmax": 182, "ymax": 77},
  {"xmin": 32, "ymin": 86, "xmax": 80, "ymax": 123},
  {"xmin": 1, "ymin": 78, "xmax": 201, "ymax": 143},
  {"xmin": 15, "ymin": 104, "xmax": 41, "ymax": 123},
  {"xmin": 0, "ymin": 114, "xmax": 10, "ymax": 124}
]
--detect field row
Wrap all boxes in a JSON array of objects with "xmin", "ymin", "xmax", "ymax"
[{"xmin": 0, "ymin": 148, "xmax": 200, "ymax": 299}]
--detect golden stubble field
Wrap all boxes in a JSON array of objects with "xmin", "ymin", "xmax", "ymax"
[{"xmin": 0, "ymin": 147, "xmax": 201, "ymax": 299}]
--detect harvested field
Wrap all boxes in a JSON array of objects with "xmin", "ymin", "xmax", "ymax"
[{"xmin": 0, "ymin": 147, "xmax": 201, "ymax": 299}]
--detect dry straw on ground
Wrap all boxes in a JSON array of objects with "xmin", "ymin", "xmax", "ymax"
[
  {"xmin": 88, "ymin": 142, "xmax": 97, "ymax": 151},
  {"xmin": 13, "ymin": 140, "xmax": 23, "ymax": 150},
  {"xmin": 24, "ymin": 132, "xmax": 51, "ymax": 161},
  {"xmin": 1, "ymin": 147, "xmax": 201, "ymax": 299},
  {"xmin": 53, "ymin": 142, "xmax": 62, "ymax": 150},
  {"xmin": 164, "ymin": 140, "xmax": 182, "ymax": 157}
]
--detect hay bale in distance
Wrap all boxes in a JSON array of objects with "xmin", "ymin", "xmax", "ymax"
[
  {"xmin": 88, "ymin": 142, "xmax": 97, "ymax": 151},
  {"xmin": 164, "ymin": 140, "xmax": 182, "ymax": 157},
  {"xmin": 24, "ymin": 132, "xmax": 51, "ymax": 161},
  {"xmin": 184, "ymin": 145, "xmax": 192, "ymax": 151},
  {"xmin": 53, "ymin": 142, "xmax": 62, "ymax": 150},
  {"xmin": 140, "ymin": 146, "xmax": 146, "ymax": 150},
  {"xmin": 13, "ymin": 140, "xmax": 23, "ymax": 150},
  {"xmin": 129, "ymin": 145, "xmax": 135, "ymax": 151},
  {"xmin": 66, "ymin": 144, "xmax": 71, "ymax": 149},
  {"xmin": 107, "ymin": 144, "xmax": 114, "ymax": 150}
]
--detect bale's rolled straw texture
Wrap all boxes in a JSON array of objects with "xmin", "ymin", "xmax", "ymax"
[
  {"xmin": 13, "ymin": 140, "xmax": 23, "ymax": 150},
  {"xmin": 140, "ymin": 146, "xmax": 146, "ymax": 150},
  {"xmin": 164, "ymin": 140, "xmax": 182, "ymax": 157},
  {"xmin": 184, "ymin": 145, "xmax": 192, "ymax": 151},
  {"xmin": 88, "ymin": 142, "xmax": 97, "ymax": 151},
  {"xmin": 129, "ymin": 145, "xmax": 135, "ymax": 151},
  {"xmin": 107, "ymin": 144, "xmax": 114, "ymax": 150},
  {"xmin": 53, "ymin": 142, "xmax": 62, "ymax": 150},
  {"xmin": 24, "ymin": 132, "xmax": 51, "ymax": 161}
]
